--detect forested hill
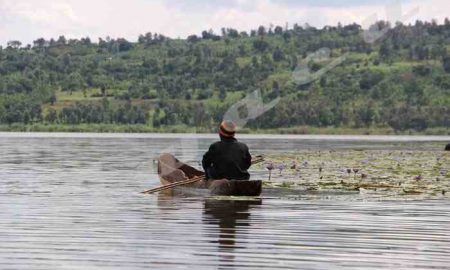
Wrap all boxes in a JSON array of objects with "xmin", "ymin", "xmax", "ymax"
[{"xmin": 0, "ymin": 20, "xmax": 449, "ymax": 133}]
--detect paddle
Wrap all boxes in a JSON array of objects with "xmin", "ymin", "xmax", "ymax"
[{"xmin": 141, "ymin": 156, "xmax": 264, "ymax": 194}]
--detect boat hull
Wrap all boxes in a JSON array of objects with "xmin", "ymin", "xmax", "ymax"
[{"xmin": 158, "ymin": 153, "xmax": 262, "ymax": 196}]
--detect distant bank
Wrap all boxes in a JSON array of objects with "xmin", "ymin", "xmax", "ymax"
[{"xmin": 0, "ymin": 124, "xmax": 448, "ymax": 136}]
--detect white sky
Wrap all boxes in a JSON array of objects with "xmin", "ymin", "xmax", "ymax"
[{"xmin": 0, "ymin": 0, "xmax": 448, "ymax": 45}]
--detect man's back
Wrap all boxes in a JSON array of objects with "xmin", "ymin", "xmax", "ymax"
[{"xmin": 202, "ymin": 136, "xmax": 251, "ymax": 180}]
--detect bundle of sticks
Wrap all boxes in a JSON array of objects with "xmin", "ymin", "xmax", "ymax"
[{"xmin": 141, "ymin": 156, "xmax": 264, "ymax": 194}]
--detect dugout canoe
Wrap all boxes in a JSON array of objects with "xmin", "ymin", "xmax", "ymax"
[{"xmin": 158, "ymin": 153, "xmax": 262, "ymax": 196}]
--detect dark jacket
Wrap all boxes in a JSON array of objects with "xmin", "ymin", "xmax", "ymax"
[{"xmin": 202, "ymin": 136, "xmax": 251, "ymax": 180}]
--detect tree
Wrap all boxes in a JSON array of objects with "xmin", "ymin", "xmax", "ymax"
[
  {"xmin": 274, "ymin": 26, "xmax": 283, "ymax": 35},
  {"xmin": 443, "ymin": 56, "xmax": 450, "ymax": 73},
  {"xmin": 49, "ymin": 94, "xmax": 57, "ymax": 105},
  {"xmin": 359, "ymin": 70, "xmax": 384, "ymax": 90},
  {"xmin": 253, "ymin": 39, "xmax": 269, "ymax": 52},
  {"xmin": 269, "ymin": 81, "xmax": 280, "ymax": 99},
  {"xmin": 227, "ymin": 28, "xmax": 239, "ymax": 38},
  {"xmin": 272, "ymin": 47, "xmax": 285, "ymax": 62},
  {"xmin": 7, "ymin": 40, "xmax": 22, "ymax": 49},
  {"xmin": 219, "ymin": 86, "xmax": 226, "ymax": 101},
  {"xmin": 45, "ymin": 108, "xmax": 58, "ymax": 123},
  {"xmin": 33, "ymin": 38, "xmax": 48, "ymax": 49},
  {"xmin": 80, "ymin": 37, "xmax": 91, "ymax": 45},
  {"xmin": 238, "ymin": 44, "xmax": 247, "ymax": 56},
  {"xmin": 201, "ymin": 30, "xmax": 210, "ymax": 39},
  {"xmin": 257, "ymin": 26, "xmax": 266, "ymax": 36},
  {"xmin": 282, "ymin": 31, "xmax": 291, "ymax": 42},
  {"xmin": 138, "ymin": 33, "xmax": 150, "ymax": 44},
  {"xmin": 240, "ymin": 31, "xmax": 248, "ymax": 37},
  {"xmin": 57, "ymin": 35, "xmax": 67, "ymax": 45},
  {"xmin": 116, "ymin": 38, "xmax": 133, "ymax": 51},
  {"xmin": 187, "ymin": 35, "xmax": 200, "ymax": 43},
  {"xmin": 379, "ymin": 41, "xmax": 392, "ymax": 59},
  {"xmin": 63, "ymin": 73, "xmax": 85, "ymax": 93},
  {"xmin": 101, "ymin": 87, "xmax": 107, "ymax": 97},
  {"xmin": 251, "ymin": 56, "xmax": 259, "ymax": 68},
  {"xmin": 202, "ymin": 29, "xmax": 218, "ymax": 40}
]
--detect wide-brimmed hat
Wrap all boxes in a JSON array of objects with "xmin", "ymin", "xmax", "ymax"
[{"xmin": 219, "ymin": 120, "xmax": 236, "ymax": 138}]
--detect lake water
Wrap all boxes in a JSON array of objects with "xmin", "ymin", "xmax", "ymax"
[{"xmin": 1, "ymin": 132, "xmax": 449, "ymax": 269}]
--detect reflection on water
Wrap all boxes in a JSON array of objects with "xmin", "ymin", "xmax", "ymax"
[
  {"xmin": 1, "ymin": 133, "xmax": 450, "ymax": 269},
  {"xmin": 153, "ymin": 194, "xmax": 450, "ymax": 269},
  {"xmin": 203, "ymin": 199, "xmax": 262, "ymax": 269}
]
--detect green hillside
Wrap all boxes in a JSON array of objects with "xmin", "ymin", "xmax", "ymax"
[{"xmin": 0, "ymin": 20, "xmax": 449, "ymax": 134}]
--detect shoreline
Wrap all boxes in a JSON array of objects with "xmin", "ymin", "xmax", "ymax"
[{"xmin": 0, "ymin": 124, "xmax": 449, "ymax": 136}]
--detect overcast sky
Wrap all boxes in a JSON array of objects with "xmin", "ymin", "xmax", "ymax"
[{"xmin": 0, "ymin": 0, "xmax": 448, "ymax": 45}]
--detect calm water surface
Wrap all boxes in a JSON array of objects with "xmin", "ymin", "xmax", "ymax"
[{"xmin": 1, "ymin": 133, "xmax": 449, "ymax": 269}]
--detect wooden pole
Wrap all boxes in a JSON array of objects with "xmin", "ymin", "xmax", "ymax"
[{"xmin": 141, "ymin": 175, "xmax": 205, "ymax": 194}]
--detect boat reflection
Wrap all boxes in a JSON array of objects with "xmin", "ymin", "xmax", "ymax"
[
  {"xmin": 156, "ymin": 192, "xmax": 262, "ymax": 268},
  {"xmin": 203, "ymin": 198, "xmax": 262, "ymax": 269}
]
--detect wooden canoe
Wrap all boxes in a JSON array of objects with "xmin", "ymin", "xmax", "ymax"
[{"xmin": 157, "ymin": 153, "xmax": 262, "ymax": 196}]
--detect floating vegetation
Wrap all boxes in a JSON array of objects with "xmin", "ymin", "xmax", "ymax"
[{"xmin": 255, "ymin": 149, "xmax": 450, "ymax": 199}]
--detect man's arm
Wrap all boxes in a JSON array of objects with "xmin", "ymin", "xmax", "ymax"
[
  {"xmin": 244, "ymin": 145, "xmax": 252, "ymax": 170},
  {"xmin": 202, "ymin": 145, "xmax": 214, "ymax": 172}
]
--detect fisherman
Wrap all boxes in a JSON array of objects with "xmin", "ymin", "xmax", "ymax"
[{"xmin": 202, "ymin": 120, "xmax": 252, "ymax": 181}]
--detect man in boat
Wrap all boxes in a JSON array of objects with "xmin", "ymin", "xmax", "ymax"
[{"xmin": 202, "ymin": 120, "xmax": 252, "ymax": 181}]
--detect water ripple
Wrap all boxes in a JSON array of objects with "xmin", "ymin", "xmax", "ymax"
[{"xmin": 1, "ymin": 134, "xmax": 449, "ymax": 269}]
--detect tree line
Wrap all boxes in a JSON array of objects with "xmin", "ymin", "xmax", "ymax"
[{"xmin": 0, "ymin": 19, "xmax": 449, "ymax": 132}]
